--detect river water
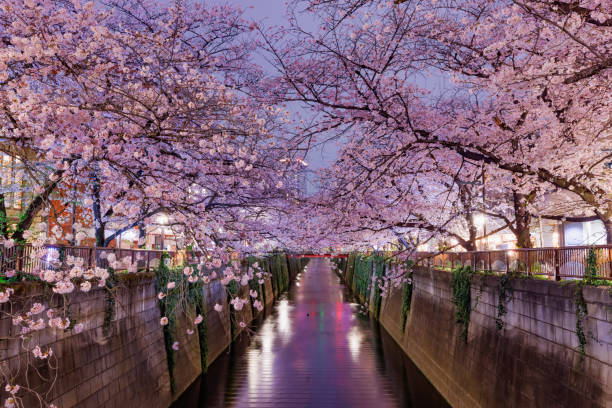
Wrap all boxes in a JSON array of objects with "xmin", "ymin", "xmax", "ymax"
[{"xmin": 173, "ymin": 258, "xmax": 450, "ymax": 408}]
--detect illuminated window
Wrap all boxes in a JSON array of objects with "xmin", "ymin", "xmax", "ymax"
[{"xmin": 0, "ymin": 153, "xmax": 24, "ymax": 210}]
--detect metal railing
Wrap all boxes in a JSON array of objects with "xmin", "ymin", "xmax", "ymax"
[
  {"xmin": 411, "ymin": 245, "xmax": 612, "ymax": 280},
  {"xmin": 3, "ymin": 244, "xmax": 612, "ymax": 281},
  {"xmin": 0, "ymin": 244, "xmax": 197, "ymax": 276},
  {"xmin": 287, "ymin": 253, "xmax": 348, "ymax": 259}
]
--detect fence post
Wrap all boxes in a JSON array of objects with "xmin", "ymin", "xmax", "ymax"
[
  {"xmin": 89, "ymin": 247, "xmax": 94, "ymax": 268},
  {"xmin": 527, "ymin": 251, "xmax": 531, "ymax": 276},
  {"xmin": 146, "ymin": 252, "xmax": 150, "ymax": 273},
  {"xmin": 15, "ymin": 246, "xmax": 23, "ymax": 273},
  {"xmin": 505, "ymin": 251, "xmax": 509, "ymax": 274},
  {"xmin": 554, "ymin": 248, "xmax": 560, "ymax": 281},
  {"xmin": 487, "ymin": 252, "xmax": 491, "ymax": 273}
]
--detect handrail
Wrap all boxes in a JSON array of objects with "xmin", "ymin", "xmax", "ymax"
[
  {"xmin": 0, "ymin": 244, "xmax": 193, "ymax": 275},
  {"xmin": 409, "ymin": 245, "xmax": 612, "ymax": 280},
  {"xmin": 2, "ymin": 244, "xmax": 611, "ymax": 281}
]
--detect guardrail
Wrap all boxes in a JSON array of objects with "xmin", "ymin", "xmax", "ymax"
[
  {"xmin": 3, "ymin": 244, "xmax": 612, "ymax": 281},
  {"xmin": 287, "ymin": 254, "xmax": 349, "ymax": 259},
  {"xmin": 0, "ymin": 244, "xmax": 197, "ymax": 276},
  {"xmin": 412, "ymin": 245, "xmax": 612, "ymax": 280}
]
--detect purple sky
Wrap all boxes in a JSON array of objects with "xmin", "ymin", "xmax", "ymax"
[
  {"xmin": 214, "ymin": 1, "xmax": 451, "ymax": 190},
  {"xmin": 226, "ymin": 0, "xmax": 338, "ymax": 182}
]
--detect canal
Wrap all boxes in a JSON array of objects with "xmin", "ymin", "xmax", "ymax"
[{"xmin": 173, "ymin": 258, "xmax": 450, "ymax": 408}]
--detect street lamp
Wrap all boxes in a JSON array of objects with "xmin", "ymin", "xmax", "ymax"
[{"xmin": 473, "ymin": 213, "xmax": 488, "ymax": 250}]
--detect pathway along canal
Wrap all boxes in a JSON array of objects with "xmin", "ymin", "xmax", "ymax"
[{"xmin": 173, "ymin": 258, "xmax": 450, "ymax": 408}]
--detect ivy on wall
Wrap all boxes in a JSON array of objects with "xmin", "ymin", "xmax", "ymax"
[
  {"xmin": 401, "ymin": 270, "xmax": 414, "ymax": 332},
  {"xmin": 451, "ymin": 265, "xmax": 474, "ymax": 343},
  {"xmin": 574, "ymin": 282, "xmax": 588, "ymax": 359},
  {"xmin": 154, "ymin": 253, "xmax": 209, "ymax": 393},
  {"xmin": 352, "ymin": 254, "xmax": 373, "ymax": 304},
  {"xmin": 155, "ymin": 254, "xmax": 178, "ymax": 393},
  {"xmin": 103, "ymin": 268, "xmax": 117, "ymax": 337},
  {"xmin": 495, "ymin": 273, "xmax": 512, "ymax": 331},
  {"xmin": 189, "ymin": 281, "xmax": 208, "ymax": 374},
  {"xmin": 371, "ymin": 255, "xmax": 386, "ymax": 319}
]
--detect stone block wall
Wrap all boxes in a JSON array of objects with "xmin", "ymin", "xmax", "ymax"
[
  {"xmin": 204, "ymin": 279, "xmax": 232, "ymax": 364},
  {"xmin": 337, "ymin": 263, "xmax": 612, "ymax": 408},
  {"xmin": 0, "ymin": 254, "xmax": 303, "ymax": 408},
  {"xmin": 0, "ymin": 275, "xmax": 172, "ymax": 408}
]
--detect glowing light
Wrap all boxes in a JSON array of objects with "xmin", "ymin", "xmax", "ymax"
[
  {"xmin": 46, "ymin": 247, "xmax": 59, "ymax": 265},
  {"xmin": 473, "ymin": 214, "xmax": 486, "ymax": 228},
  {"xmin": 552, "ymin": 232, "xmax": 559, "ymax": 246}
]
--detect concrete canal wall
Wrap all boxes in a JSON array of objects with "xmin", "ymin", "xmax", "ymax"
[
  {"xmin": 337, "ymin": 259, "xmax": 612, "ymax": 408},
  {"xmin": 0, "ymin": 255, "xmax": 306, "ymax": 408}
]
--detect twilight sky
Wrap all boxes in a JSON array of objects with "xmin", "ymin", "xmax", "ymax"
[
  {"xmin": 213, "ymin": 1, "xmax": 452, "ymax": 189},
  {"xmin": 222, "ymin": 0, "xmax": 338, "ymax": 193}
]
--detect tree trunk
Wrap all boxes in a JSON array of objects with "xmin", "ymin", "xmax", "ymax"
[
  {"xmin": 463, "ymin": 239, "xmax": 477, "ymax": 252},
  {"xmin": 459, "ymin": 184, "xmax": 478, "ymax": 251},
  {"xmin": 0, "ymin": 191, "xmax": 9, "ymax": 239},
  {"xmin": 91, "ymin": 172, "xmax": 105, "ymax": 247},
  {"xmin": 138, "ymin": 219, "xmax": 146, "ymax": 248},
  {"xmin": 12, "ymin": 170, "xmax": 63, "ymax": 242},
  {"xmin": 513, "ymin": 191, "xmax": 533, "ymax": 248}
]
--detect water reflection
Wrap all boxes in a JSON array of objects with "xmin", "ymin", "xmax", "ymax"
[
  {"xmin": 173, "ymin": 259, "xmax": 449, "ymax": 408},
  {"xmin": 276, "ymin": 300, "xmax": 292, "ymax": 342},
  {"xmin": 347, "ymin": 325, "xmax": 363, "ymax": 363}
]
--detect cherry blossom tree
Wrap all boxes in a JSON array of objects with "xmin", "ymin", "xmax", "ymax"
[
  {"xmin": 0, "ymin": 1, "xmax": 301, "ymax": 405},
  {"xmin": 266, "ymin": 0, "xmax": 611, "ymax": 248},
  {"xmin": 0, "ymin": 0, "xmax": 301, "ymax": 253}
]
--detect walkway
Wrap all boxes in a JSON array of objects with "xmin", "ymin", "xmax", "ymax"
[{"xmin": 174, "ymin": 258, "xmax": 449, "ymax": 408}]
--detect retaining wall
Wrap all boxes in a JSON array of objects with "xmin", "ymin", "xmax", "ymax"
[
  {"xmin": 0, "ymin": 255, "xmax": 306, "ymax": 408},
  {"xmin": 337, "ymin": 260, "xmax": 612, "ymax": 407}
]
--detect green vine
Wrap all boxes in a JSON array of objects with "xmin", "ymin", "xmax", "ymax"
[
  {"xmin": 189, "ymin": 281, "xmax": 208, "ymax": 374},
  {"xmin": 371, "ymin": 255, "xmax": 386, "ymax": 318},
  {"xmin": 103, "ymin": 268, "xmax": 116, "ymax": 336},
  {"xmin": 400, "ymin": 272, "xmax": 414, "ymax": 332},
  {"xmin": 574, "ymin": 282, "xmax": 588, "ymax": 359},
  {"xmin": 495, "ymin": 273, "xmax": 512, "ymax": 331},
  {"xmin": 155, "ymin": 253, "xmax": 177, "ymax": 393},
  {"xmin": 246, "ymin": 257, "xmax": 263, "ymax": 312},
  {"xmin": 260, "ymin": 258, "xmax": 268, "ymax": 305},
  {"xmin": 352, "ymin": 254, "xmax": 373, "ymax": 304},
  {"xmin": 584, "ymin": 248, "xmax": 598, "ymax": 284},
  {"xmin": 227, "ymin": 280, "xmax": 239, "ymax": 339},
  {"xmin": 451, "ymin": 265, "xmax": 474, "ymax": 343}
]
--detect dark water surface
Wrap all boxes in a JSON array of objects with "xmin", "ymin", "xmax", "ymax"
[{"xmin": 173, "ymin": 258, "xmax": 450, "ymax": 408}]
